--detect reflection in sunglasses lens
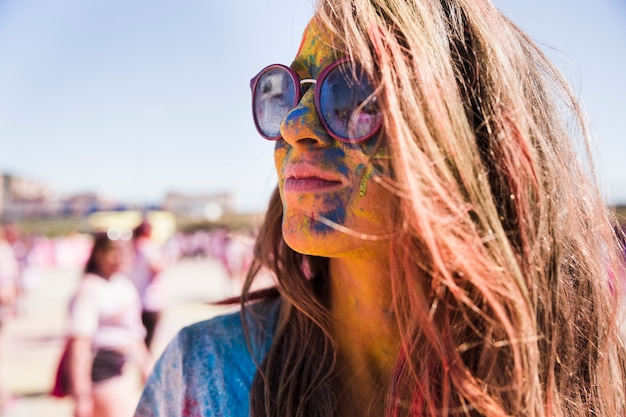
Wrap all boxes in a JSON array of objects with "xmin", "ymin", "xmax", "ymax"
[
  {"xmin": 255, "ymin": 68, "xmax": 296, "ymax": 138},
  {"xmin": 319, "ymin": 64, "xmax": 380, "ymax": 140}
]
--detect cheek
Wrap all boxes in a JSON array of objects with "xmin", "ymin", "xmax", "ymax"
[
  {"xmin": 347, "ymin": 161, "xmax": 394, "ymax": 224},
  {"xmin": 281, "ymin": 192, "xmax": 350, "ymax": 237},
  {"xmin": 274, "ymin": 141, "xmax": 289, "ymax": 178},
  {"xmin": 280, "ymin": 193, "xmax": 350, "ymax": 256},
  {"xmin": 356, "ymin": 163, "xmax": 374, "ymax": 197},
  {"xmin": 309, "ymin": 192, "xmax": 349, "ymax": 233},
  {"xmin": 321, "ymin": 147, "xmax": 350, "ymax": 174}
]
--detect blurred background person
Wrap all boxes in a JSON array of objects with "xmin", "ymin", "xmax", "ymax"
[
  {"xmin": 67, "ymin": 233, "xmax": 152, "ymax": 417},
  {"xmin": 2, "ymin": 223, "xmax": 28, "ymax": 300},
  {"xmin": 0, "ymin": 224, "xmax": 20, "ymax": 415},
  {"xmin": 128, "ymin": 220, "xmax": 166, "ymax": 351}
]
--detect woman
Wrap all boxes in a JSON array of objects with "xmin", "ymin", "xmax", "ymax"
[
  {"xmin": 68, "ymin": 234, "xmax": 152, "ymax": 417},
  {"xmin": 0, "ymin": 224, "xmax": 20, "ymax": 414},
  {"xmin": 135, "ymin": 0, "xmax": 626, "ymax": 415},
  {"xmin": 128, "ymin": 220, "xmax": 166, "ymax": 351}
]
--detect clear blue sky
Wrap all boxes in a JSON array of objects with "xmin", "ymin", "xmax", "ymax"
[{"xmin": 1, "ymin": 0, "xmax": 625, "ymax": 213}]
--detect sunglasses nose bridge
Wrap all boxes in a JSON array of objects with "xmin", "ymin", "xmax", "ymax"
[{"xmin": 298, "ymin": 78, "xmax": 316, "ymax": 102}]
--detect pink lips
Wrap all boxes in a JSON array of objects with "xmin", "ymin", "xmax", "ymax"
[{"xmin": 283, "ymin": 163, "xmax": 344, "ymax": 193}]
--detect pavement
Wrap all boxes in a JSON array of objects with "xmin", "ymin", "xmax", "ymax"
[{"xmin": 2, "ymin": 258, "xmax": 242, "ymax": 417}]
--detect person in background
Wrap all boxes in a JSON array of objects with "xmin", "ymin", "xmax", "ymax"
[
  {"xmin": 2, "ymin": 223, "xmax": 28, "ymax": 298},
  {"xmin": 68, "ymin": 233, "xmax": 152, "ymax": 417},
  {"xmin": 0, "ymin": 224, "xmax": 20, "ymax": 415},
  {"xmin": 135, "ymin": 0, "xmax": 626, "ymax": 415},
  {"xmin": 128, "ymin": 221, "xmax": 166, "ymax": 351}
]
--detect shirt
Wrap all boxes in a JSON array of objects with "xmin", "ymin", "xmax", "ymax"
[
  {"xmin": 129, "ymin": 239, "xmax": 165, "ymax": 312},
  {"xmin": 68, "ymin": 272, "xmax": 146, "ymax": 350},
  {"xmin": 134, "ymin": 298, "xmax": 279, "ymax": 417}
]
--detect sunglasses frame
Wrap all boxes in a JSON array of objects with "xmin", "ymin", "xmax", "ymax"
[{"xmin": 250, "ymin": 57, "xmax": 382, "ymax": 143}]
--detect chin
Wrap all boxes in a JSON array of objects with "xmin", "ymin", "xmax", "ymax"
[
  {"xmin": 283, "ymin": 232, "xmax": 353, "ymax": 258},
  {"xmin": 281, "ymin": 210, "xmax": 387, "ymax": 258}
]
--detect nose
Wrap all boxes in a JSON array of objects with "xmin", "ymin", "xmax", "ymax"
[{"xmin": 279, "ymin": 87, "xmax": 333, "ymax": 148}]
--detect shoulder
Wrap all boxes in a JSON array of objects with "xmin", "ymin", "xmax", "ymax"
[
  {"xmin": 79, "ymin": 272, "xmax": 102, "ymax": 285},
  {"xmin": 172, "ymin": 298, "xmax": 279, "ymax": 383},
  {"xmin": 71, "ymin": 273, "xmax": 104, "ymax": 300},
  {"xmin": 109, "ymin": 273, "xmax": 139, "ymax": 292},
  {"xmin": 135, "ymin": 297, "xmax": 280, "ymax": 417},
  {"xmin": 181, "ymin": 297, "xmax": 279, "ymax": 353}
]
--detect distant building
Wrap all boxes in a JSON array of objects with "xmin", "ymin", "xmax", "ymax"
[
  {"xmin": 0, "ymin": 172, "xmax": 126, "ymax": 220},
  {"xmin": 0, "ymin": 171, "xmax": 237, "ymax": 221},
  {"xmin": 163, "ymin": 191, "xmax": 234, "ymax": 221},
  {"xmin": 61, "ymin": 192, "xmax": 121, "ymax": 217},
  {"xmin": 0, "ymin": 172, "xmax": 60, "ymax": 219}
]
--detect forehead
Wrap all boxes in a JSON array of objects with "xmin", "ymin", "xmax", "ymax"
[{"xmin": 291, "ymin": 18, "xmax": 341, "ymax": 77}]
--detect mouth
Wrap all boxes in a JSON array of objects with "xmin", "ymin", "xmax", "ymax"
[
  {"xmin": 283, "ymin": 163, "xmax": 345, "ymax": 193},
  {"xmin": 283, "ymin": 177, "xmax": 343, "ymax": 193}
]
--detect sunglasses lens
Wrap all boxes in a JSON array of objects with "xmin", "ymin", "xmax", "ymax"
[
  {"xmin": 319, "ymin": 63, "xmax": 381, "ymax": 141},
  {"xmin": 253, "ymin": 66, "xmax": 296, "ymax": 139}
]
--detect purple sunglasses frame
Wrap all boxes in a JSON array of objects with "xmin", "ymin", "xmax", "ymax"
[{"xmin": 250, "ymin": 57, "xmax": 382, "ymax": 143}]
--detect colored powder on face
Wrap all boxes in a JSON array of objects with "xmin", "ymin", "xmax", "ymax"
[
  {"xmin": 373, "ymin": 149, "xmax": 390, "ymax": 159},
  {"xmin": 359, "ymin": 164, "xmax": 375, "ymax": 197},
  {"xmin": 293, "ymin": 20, "xmax": 339, "ymax": 78},
  {"xmin": 274, "ymin": 140, "xmax": 289, "ymax": 152},
  {"xmin": 355, "ymin": 163, "xmax": 366, "ymax": 177},
  {"xmin": 281, "ymin": 100, "xmax": 333, "ymax": 140},
  {"xmin": 320, "ymin": 147, "xmax": 349, "ymax": 175},
  {"xmin": 282, "ymin": 204, "xmax": 313, "ymax": 237},
  {"xmin": 312, "ymin": 192, "xmax": 347, "ymax": 235},
  {"xmin": 283, "ymin": 105, "xmax": 316, "ymax": 128}
]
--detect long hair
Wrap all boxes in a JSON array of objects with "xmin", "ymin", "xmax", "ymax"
[
  {"xmin": 244, "ymin": 0, "xmax": 626, "ymax": 415},
  {"xmin": 84, "ymin": 233, "xmax": 116, "ymax": 276}
]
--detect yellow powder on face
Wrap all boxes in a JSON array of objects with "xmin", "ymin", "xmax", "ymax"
[
  {"xmin": 291, "ymin": 19, "xmax": 338, "ymax": 77},
  {"xmin": 359, "ymin": 164, "xmax": 375, "ymax": 197},
  {"xmin": 373, "ymin": 149, "xmax": 390, "ymax": 159}
]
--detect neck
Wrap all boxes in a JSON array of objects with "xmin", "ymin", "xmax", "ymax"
[{"xmin": 328, "ymin": 255, "xmax": 399, "ymax": 416}]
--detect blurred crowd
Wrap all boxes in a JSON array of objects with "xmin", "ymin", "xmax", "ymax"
[
  {"xmin": 0, "ymin": 223, "xmax": 255, "ymax": 302},
  {"xmin": 0, "ymin": 220, "xmax": 256, "ymax": 417}
]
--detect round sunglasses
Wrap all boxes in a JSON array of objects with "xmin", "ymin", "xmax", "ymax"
[{"xmin": 250, "ymin": 58, "xmax": 382, "ymax": 142}]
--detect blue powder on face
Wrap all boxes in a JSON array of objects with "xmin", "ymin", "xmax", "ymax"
[
  {"xmin": 318, "ymin": 147, "xmax": 350, "ymax": 176},
  {"xmin": 283, "ymin": 106, "xmax": 331, "ymax": 140},
  {"xmin": 276, "ymin": 139, "xmax": 358, "ymax": 236},
  {"xmin": 312, "ymin": 192, "xmax": 347, "ymax": 234},
  {"xmin": 311, "ymin": 147, "xmax": 350, "ymax": 235},
  {"xmin": 355, "ymin": 163, "xmax": 366, "ymax": 177},
  {"xmin": 274, "ymin": 140, "xmax": 289, "ymax": 152}
]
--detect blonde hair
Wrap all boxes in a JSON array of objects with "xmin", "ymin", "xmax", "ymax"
[{"xmin": 244, "ymin": 0, "xmax": 626, "ymax": 415}]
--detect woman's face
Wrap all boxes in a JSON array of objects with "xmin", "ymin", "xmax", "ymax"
[
  {"xmin": 274, "ymin": 18, "xmax": 394, "ymax": 258},
  {"xmin": 95, "ymin": 241, "xmax": 126, "ymax": 278}
]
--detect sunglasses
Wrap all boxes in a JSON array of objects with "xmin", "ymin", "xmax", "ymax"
[{"xmin": 250, "ymin": 58, "xmax": 382, "ymax": 143}]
